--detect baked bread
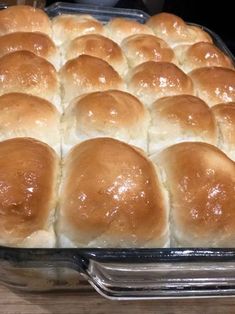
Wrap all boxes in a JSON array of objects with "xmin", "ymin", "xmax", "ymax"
[
  {"xmin": 0, "ymin": 137, "xmax": 59, "ymax": 248},
  {"xmin": 146, "ymin": 12, "xmax": 212, "ymax": 48},
  {"xmin": 121, "ymin": 34, "xmax": 177, "ymax": 68},
  {"xmin": 60, "ymin": 54, "xmax": 125, "ymax": 105},
  {"xmin": 62, "ymin": 90, "xmax": 150, "ymax": 154},
  {"xmin": 0, "ymin": 51, "xmax": 60, "ymax": 110},
  {"xmin": 58, "ymin": 138, "xmax": 169, "ymax": 248},
  {"xmin": 0, "ymin": 93, "xmax": 60, "ymax": 153},
  {"xmin": 190, "ymin": 67, "xmax": 235, "ymax": 106},
  {"xmin": 62, "ymin": 34, "xmax": 128, "ymax": 75},
  {"xmin": 0, "ymin": 5, "xmax": 51, "ymax": 36},
  {"xmin": 52, "ymin": 14, "xmax": 104, "ymax": 46},
  {"xmin": 175, "ymin": 42, "xmax": 233, "ymax": 73},
  {"xmin": 212, "ymin": 103, "xmax": 235, "ymax": 160},
  {"xmin": 0, "ymin": 32, "xmax": 60, "ymax": 70},
  {"xmin": 127, "ymin": 61, "xmax": 194, "ymax": 106},
  {"xmin": 105, "ymin": 17, "xmax": 154, "ymax": 44},
  {"xmin": 154, "ymin": 142, "xmax": 235, "ymax": 247},
  {"xmin": 149, "ymin": 95, "xmax": 217, "ymax": 154}
]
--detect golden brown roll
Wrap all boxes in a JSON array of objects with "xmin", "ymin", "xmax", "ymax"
[
  {"xmin": 0, "ymin": 5, "xmax": 51, "ymax": 36},
  {"xmin": 62, "ymin": 34, "xmax": 128, "ymax": 75},
  {"xmin": 146, "ymin": 12, "xmax": 212, "ymax": 48},
  {"xmin": 58, "ymin": 138, "xmax": 169, "ymax": 248},
  {"xmin": 175, "ymin": 42, "xmax": 234, "ymax": 73},
  {"xmin": 0, "ymin": 51, "xmax": 60, "ymax": 110},
  {"xmin": 121, "ymin": 34, "xmax": 177, "ymax": 68},
  {"xmin": 52, "ymin": 14, "xmax": 105, "ymax": 46},
  {"xmin": 153, "ymin": 142, "xmax": 235, "ymax": 247},
  {"xmin": 105, "ymin": 18, "xmax": 154, "ymax": 44},
  {"xmin": 190, "ymin": 67, "xmax": 235, "ymax": 107},
  {"xmin": 212, "ymin": 103, "xmax": 235, "ymax": 160},
  {"xmin": 62, "ymin": 90, "xmax": 150, "ymax": 154},
  {"xmin": 60, "ymin": 54, "xmax": 125, "ymax": 105},
  {"xmin": 149, "ymin": 95, "xmax": 217, "ymax": 154},
  {"xmin": 0, "ymin": 32, "xmax": 60, "ymax": 70},
  {"xmin": 0, "ymin": 93, "xmax": 60, "ymax": 153},
  {"xmin": 0, "ymin": 137, "xmax": 59, "ymax": 248},
  {"xmin": 127, "ymin": 61, "xmax": 194, "ymax": 106}
]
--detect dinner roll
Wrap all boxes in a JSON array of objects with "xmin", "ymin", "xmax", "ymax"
[
  {"xmin": 212, "ymin": 103, "xmax": 235, "ymax": 160},
  {"xmin": 0, "ymin": 5, "xmax": 51, "ymax": 36},
  {"xmin": 0, "ymin": 93, "xmax": 60, "ymax": 153},
  {"xmin": 127, "ymin": 61, "xmax": 194, "ymax": 106},
  {"xmin": 149, "ymin": 95, "xmax": 217, "ymax": 154},
  {"xmin": 190, "ymin": 67, "xmax": 235, "ymax": 106},
  {"xmin": 121, "ymin": 34, "xmax": 177, "ymax": 68},
  {"xmin": 146, "ymin": 12, "xmax": 212, "ymax": 48},
  {"xmin": 52, "ymin": 14, "xmax": 104, "ymax": 46},
  {"xmin": 62, "ymin": 90, "xmax": 150, "ymax": 154},
  {"xmin": 0, "ymin": 51, "xmax": 60, "ymax": 110},
  {"xmin": 60, "ymin": 55, "xmax": 125, "ymax": 105},
  {"xmin": 105, "ymin": 18, "xmax": 154, "ymax": 44},
  {"xmin": 0, "ymin": 32, "xmax": 60, "ymax": 70},
  {"xmin": 0, "ymin": 137, "xmax": 59, "ymax": 248},
  {"xmin": 175, "ymin": 42, "xmax": 233, "ymax": 73},
  {"xmin": 154, "ymin": 142, "xmax": 235, "ymax": 247},
  {"xmin": 58, "ymin": 138, "xmax": 169, "ymax": 248},
  {"xmin": 62, "ymin": 34, "xmax": 128, "ymax": 75}
]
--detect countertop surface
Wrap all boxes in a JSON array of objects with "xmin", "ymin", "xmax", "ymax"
[{"xmin": 1, "ymin": 285, "xmax": 235, "ymax": 314}]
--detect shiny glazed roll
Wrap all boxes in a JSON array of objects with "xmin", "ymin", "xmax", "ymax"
[
  {"xmin": 52, "ymin": 14, "xmax": 105, "ymax": 46},
  {"xmin": 0, "ymin": 51, "xmax": 60, "ymax": 110},
  {"xmin": 0, "ymin": 32, "xmax": 60, "ymax": 70},
  {"xmin": 127, "ymin": 61, "xmax": 194, "ymax": 106},
  {"xmin": 149, "ymin": 95, "xmax": 217, "ymax": 154},
  {"xmin": 153, "ymin": 142, "xmax": 235, "ymax": 247},
  {"xmin": 0, "ymin": 138, "xmax": 59, "ymax": 248},
  {"xmin": 60, "ymin": 54, "xmax": 125, "ymax": 105},
  {"xmin": 62, "ymin": 90, "xmax": 150, "ymax": 154},
  {"xmin": 175, "ymin": 42, "xmax": 233, "ymax": 73},
  {"xmin": 190, "ymin": 67, "xmax": 235, "ymax": 106},
  {"xmin": 212, "ymin": 103, "xmax": 235, "ymax": 160},
  {"xmin": 121, "ymin": 34, "xmax": 177, "ymax": 68},
  {"xmin": 0, "ymin": 5, "xmax": 51, "ymax": 36},
  {"xmin": 62, "ymin": 34, "xmax": 128, "ymax": 75},
  {"xmin": 0, "ymin": 93, "xmax": 60, "ymax": 153},
  {"xmin": 105, "ymin": 18, "xmax": 154, "ymax": 44},
  {"xmin": 146, "ymin": 12, "xmax": 212, "ymax": 48},
  {"xmin": 58, "ymin": 138, "xmax": 169, "ymax": 248}
]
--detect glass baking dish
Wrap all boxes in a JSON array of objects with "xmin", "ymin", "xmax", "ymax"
[{"xmin": 0, "ymin": 1, "xmax": 235, "ymax": 300}]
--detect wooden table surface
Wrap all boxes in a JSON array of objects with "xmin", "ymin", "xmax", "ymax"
[{"xmin": 1, "ymin": 285, "xmax": 235, "ymax": 314}]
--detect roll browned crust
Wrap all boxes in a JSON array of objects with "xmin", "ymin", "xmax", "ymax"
[
  {"xmin": 0, "ymin": 51, "xmax": 60, "ymax": 108},
  {"xmin": 149, "ymin": 95, "xmax": 217, "ymax": 154},
  {"xmin": 0, "ymin": 32, "xmax": 59, "ymax": 69},
  {"xmin": 154, "ymin": 141, "xmax": 235, "ymax": 247},
  {"xmin": 128, "ymin": 61, "xmax": 194, "ymax": 106},
  {"xmin": 63, "ymin": 34, "xmax": 128, "ymax": 75},
  {"xmin": 0, "ymin": 5, "xmax": 51, "ymax": 36},
  {"xmin": 146, "ymin": 12, "xmax": 212, "ymax": 47},
  {"xmin": 190, "ymin": 66, "xmax": 235, "ymax": 106},
  {"xmin": 60, "ymin": 54, "xmax": 125, "ymax": 104},
  {"xmin": 0, "ymin": 137, "xmax": 59, "ymax": 248},
  {"xmin": 175, "ymin": 42, "xmax": 234, "ymax": 73},
  {"xmin": 121, "ymin": 34, "xmax": 177, "ymax": 68},
  {"xmin": 62, "ymin": 90, "xmax": 149, "ymax": 153},
  {"xmin": 59, "ymin": 138, "xmax": 169, "ymax": 248}
]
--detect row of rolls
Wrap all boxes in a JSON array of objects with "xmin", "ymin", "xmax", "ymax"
[{"xmin": 0, "ymin": 5, "xmax": 235, "ymax": 249}]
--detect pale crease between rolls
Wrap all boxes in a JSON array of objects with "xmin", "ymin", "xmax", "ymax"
[{"xmin": 62, "ymin": 90, "xmax": 150, "ymax": 155}]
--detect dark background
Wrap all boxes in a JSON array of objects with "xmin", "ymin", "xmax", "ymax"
[{"xmin": 46, "ymin": 0, "xmax": 235, "ymax": 55}]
